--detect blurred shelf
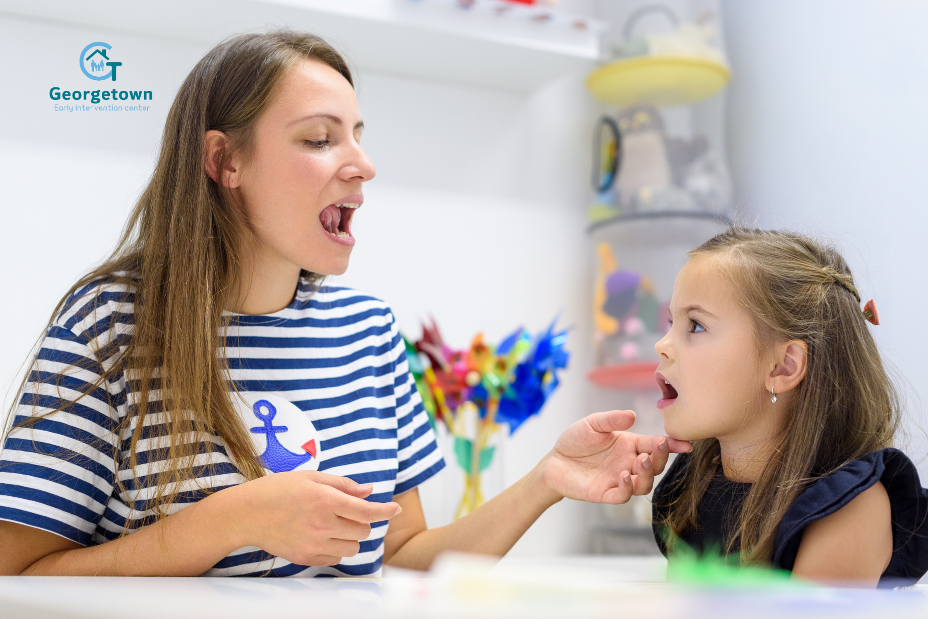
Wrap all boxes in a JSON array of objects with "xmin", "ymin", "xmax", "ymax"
[
  {"xmin": 586, "ymin": 55, "xmax": 730, "ymax": 107},
  {"xmin": 5, "ymin": 0, "xmax": 607, "ymax": 94},
  {"xmin": 588, "ymin": 361, "xmax": 659, "ymax": 391},
  {"xmin": 587, "ymin": 210, "xmax": 733, "ymax": 234},
  {"xmin": 590, "ymin": 524, "xmax": 661, "ymax": 556}
]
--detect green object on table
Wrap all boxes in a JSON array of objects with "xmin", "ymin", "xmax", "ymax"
[
  {"xmin": 663, "ymin": 533, "xmax": 807, "ymax": 590},
  {"xmin": 454, "ymin": 436, "xmax": 495, "ymax": 473}
]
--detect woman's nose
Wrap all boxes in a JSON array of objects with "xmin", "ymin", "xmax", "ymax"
[{"xmin": 342, "ymin": 142, "xmax": 376, "ymax": 183}]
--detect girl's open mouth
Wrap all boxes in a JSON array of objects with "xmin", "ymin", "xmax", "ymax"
[
  {"xmin": 319, "ymin": 202, "xmax": 359, "ymax": 241},
  {"xmin": 656, "ymin": 372, "xmax": 678, "ymax": 409}
]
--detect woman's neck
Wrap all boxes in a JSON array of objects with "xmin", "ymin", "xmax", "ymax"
[{"xmin": 229, "ymin": 244, "xmax": 302, "ymax": 315}]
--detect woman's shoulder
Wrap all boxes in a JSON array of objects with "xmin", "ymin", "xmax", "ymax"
[
  {"xmin": 302, "ymin": 281, "xmax": 396, "ymax": 321},
  {"xmin": 773, "ymin": 447, "xmax": 928, "ymax": 583},
  {"xmin": 54, "ymin": 271, "xmax": 139, "ymax": 341}
]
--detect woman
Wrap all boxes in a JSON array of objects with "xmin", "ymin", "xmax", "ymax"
[{"xmin": 0, "ymin": 30, "xmax": 689, "ymax": 577}]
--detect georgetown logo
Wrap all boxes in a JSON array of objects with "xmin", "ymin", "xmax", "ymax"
[
  {"xmin": 79, "ymin": 42, "xmax": 122, "ymax": 81},
  {"xmin": 50, "ymin": 41, "xmax": 151, "ymax": 111}
]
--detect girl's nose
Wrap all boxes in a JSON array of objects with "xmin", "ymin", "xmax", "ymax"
[{"xmin": 655, "ymin": 330, "xmax": 672, "ymax": 359}]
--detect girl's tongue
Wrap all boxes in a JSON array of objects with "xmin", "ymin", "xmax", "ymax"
[
  {"xmin": 659, "ymin": 379, "xmax": 679, "ymax": 401},
  {"xmin": 319, "ymin": 204, "xmax": 341, "ymax": 234}
]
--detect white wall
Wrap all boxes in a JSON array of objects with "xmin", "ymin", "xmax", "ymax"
[
  {"xmin": 722, "ymin": 0, "xmax": 928, "ymax": 478},
  {"xmin": 0, "ymin": 10, "xmax": 600, "ymax": 556}
]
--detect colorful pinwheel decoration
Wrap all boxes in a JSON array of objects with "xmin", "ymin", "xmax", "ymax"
[{"xmin": 404, "ymin": 318, "xmax": 569, "ymax": 519}]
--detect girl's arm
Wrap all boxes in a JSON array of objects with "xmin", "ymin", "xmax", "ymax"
[
  {"xmin": 0, "ymin": 471, "xmax": 401, "ymax": 576},
  {"xmin": 384, "ymin": 410, "xmax": 690, "ymax": 570},
  {"xmin": 791, "ymin": 481, "xmax": 893, "ymax": 586}
]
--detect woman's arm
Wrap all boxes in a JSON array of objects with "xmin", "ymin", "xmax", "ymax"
[
  {"xmin": 383, "ymin": 464, "xmax": 557, "ymax": 569},
  {"xmin": 0, "ymin": 471, "xmax": 401, "ymax": 576},
  {"xmin": 791, "ymin": 481, "xmax": 893, "ymax": 586},
  {"xmin": 385, "ymin": 410, "xmax": 690, "ymax": 570}
]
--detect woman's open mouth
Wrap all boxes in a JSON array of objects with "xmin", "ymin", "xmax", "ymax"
[
  {"xmin": 656, "ymin": 372, "xmax": 678, "ymax": 409},
  {"xmin": 319, "ymin": 202, "xmax": 360, "ymax": 242}
]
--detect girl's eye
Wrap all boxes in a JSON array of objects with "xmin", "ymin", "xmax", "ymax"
[
  {"xmin": 304, "ymin": 139, "xmax": 330, "ymax": 148},
  {"xmin": 689, "ymin": 320, "xmax": 705, "ymax": 334}
]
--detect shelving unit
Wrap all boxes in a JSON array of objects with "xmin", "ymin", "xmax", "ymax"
[
  {"xmin": 588, "ymin": 210, "xmax": 732, "ymax": 235},
  {"xmin": 587, "ymin": 360, "xmax": 659, "ymax": 391},
  {"xmin": 3, "ymin": 0, "xmax": 608, "ymax": 94},
  {"xmin": 588, "ymin": 213, "xmax": 731, "ymax": 388}
]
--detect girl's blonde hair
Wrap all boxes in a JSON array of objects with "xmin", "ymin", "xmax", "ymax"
[
  {"xmin": 659, "ymin": 227, "xmax": 899, "ymax": 564},
  {"xmin": 4, "ymin": 30, "xmax": 352, "ymax": 528}
]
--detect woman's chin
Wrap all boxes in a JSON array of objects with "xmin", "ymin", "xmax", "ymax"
[{"xmin": 304, "ymin": 254, "xmax": 351, "ymax": 277}]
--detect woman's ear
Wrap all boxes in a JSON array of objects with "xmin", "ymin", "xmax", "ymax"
[
  {"xmin": 204, "ymin": 130, "xmax": 240, "ymax": 188},
  {"xmin": 768, "ymin": 340, "xmax": 808, "ymax": 395}
]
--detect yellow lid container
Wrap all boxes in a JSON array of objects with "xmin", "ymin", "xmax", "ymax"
[{"xmin": 586, "ymin": 55, "xmax": 730, "ymax": 108}]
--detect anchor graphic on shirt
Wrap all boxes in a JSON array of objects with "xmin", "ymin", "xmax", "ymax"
[{"xmin": 249, "ymin": 400, "xmax": 317, "ymax": 473}]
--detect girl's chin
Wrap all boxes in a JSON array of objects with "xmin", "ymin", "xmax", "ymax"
[{"xmin": 661, "ymin": 420, "xmax": 706, "ymax": 443}]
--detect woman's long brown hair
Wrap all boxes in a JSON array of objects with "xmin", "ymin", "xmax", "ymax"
[
  {"xmin": 3, "ymin": 30, "xmax": 353, "ymax": 528},
  {"xmin": 659, "ymin": 227, "xmax": 900, "ymax": 564}
]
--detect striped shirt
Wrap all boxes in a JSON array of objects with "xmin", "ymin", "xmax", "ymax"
[{"xmin": 0, "ymin": 275, "xmax": 444, "ymax": 577}]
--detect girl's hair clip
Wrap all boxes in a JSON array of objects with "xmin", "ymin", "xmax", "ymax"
[{"xmin": 863, "ymin": 299, "xmax": 880, "ymax": 325}]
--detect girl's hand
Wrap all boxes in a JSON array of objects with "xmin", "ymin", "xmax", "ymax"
[
  {"xmin": 540, "ymin": 410, "xmax": 692, "ymax": 504},
  {"xmin": 230, "ymin": 470, "xmax": 402, "ymax": 566}
]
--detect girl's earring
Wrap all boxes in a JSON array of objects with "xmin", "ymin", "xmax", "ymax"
[{"xmin": 770, "ymin": 387, "xmax": 777, "ymax": 404}]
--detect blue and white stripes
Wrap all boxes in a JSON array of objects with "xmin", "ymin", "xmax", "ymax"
[{"xmin": 0, "ymin": 276, "xmax": 444, "ymax": 577}]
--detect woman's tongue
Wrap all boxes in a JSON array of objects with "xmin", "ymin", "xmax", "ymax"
[{"xmin": 319, "ymin": 204, "xmax": 341, "ymax": 234}]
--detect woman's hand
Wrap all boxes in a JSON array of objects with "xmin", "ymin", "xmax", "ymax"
[
  {"xmin": 540, "ymin": 409, "xmax": 691, "ymax": 504},
  {"xmin": 230, "ymin": 470, "xmax": 402, "ymax": 566}
]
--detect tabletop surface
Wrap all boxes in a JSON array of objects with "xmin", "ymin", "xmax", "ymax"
[{"xmin": 2, "ymin": 555, "xmax": 927, "ymax": 619}]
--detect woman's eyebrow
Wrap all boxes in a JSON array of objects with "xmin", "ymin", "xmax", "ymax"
[{"xmin": 287, "ymin": 113, "xmax": 364, "ymax": 130}]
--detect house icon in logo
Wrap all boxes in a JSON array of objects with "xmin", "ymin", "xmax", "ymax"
[{"xmin": 79, "ymin": 42, "xmax": 122, "ymax": 81}]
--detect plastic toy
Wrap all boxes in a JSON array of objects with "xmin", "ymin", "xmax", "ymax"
[{"xmin": 405, "ymin": 318, "xmax": 569, "ymax": 518}]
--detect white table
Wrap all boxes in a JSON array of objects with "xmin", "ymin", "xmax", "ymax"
[{"xmin": 1, "ymin": 555, "xmax": 926, "ymax": 619}]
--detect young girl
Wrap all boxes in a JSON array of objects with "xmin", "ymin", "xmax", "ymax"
[
  {"xmin": 0, "ymin": 30, "xmax": 689, "ymax": 577},
  {"xmin": 651, "ymin": 227, "xmax": 928, "ymax": 586}
]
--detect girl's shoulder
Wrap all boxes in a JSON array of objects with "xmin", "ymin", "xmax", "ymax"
[
  {"xmin": 653, "ymin": 450, "xmax": 691, "ymax": 504},
  {"xmin": 773, "ymin": 448, "xmax": 928, "ymax": 583},
  {"xmin": 651, "ymin": 451, "xmax": 693, "ymax": 554}
]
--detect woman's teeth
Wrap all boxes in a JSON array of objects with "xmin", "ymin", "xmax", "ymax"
[{"xmin": 319, "ymin": 203, "xmax": 360, "ymax": 238}]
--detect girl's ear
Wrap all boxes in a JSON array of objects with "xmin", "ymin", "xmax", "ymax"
[
  {"xmin": 768, "ymin": 340, "xmax": 808, "ymax": 394},
  {"xmin": 204, "ymin": 130, "xmax": 241, "ymax": 188}
]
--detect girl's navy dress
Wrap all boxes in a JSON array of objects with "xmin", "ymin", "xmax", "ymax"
[{"xmin": 652, "ymin": 448, "xmax": 928, "ymax": 586}]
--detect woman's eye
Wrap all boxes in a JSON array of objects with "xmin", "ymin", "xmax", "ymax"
[
  {"xmin": 304, "ymin": 139, "xmax": 330, "ymax": 148},
  {"xmin": 689, "ymin": 320, "xmax": 705, "ymax": 333}
]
